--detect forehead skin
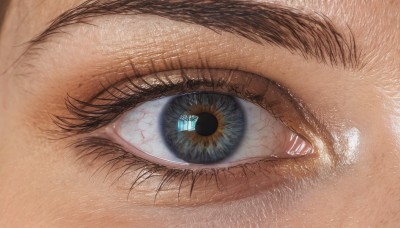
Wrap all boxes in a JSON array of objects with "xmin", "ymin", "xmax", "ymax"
[{"xmin": 0, "ymin": 0, "xmax": 400, "ymax": 227}]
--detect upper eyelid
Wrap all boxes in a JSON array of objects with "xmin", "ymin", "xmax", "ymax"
[
  {"xmin": 52, "ymin": 67, "xmax": 330, "ymax": 146},
  {"xmin": 54, "ymin": 68, "xmax": 272, "ymax": 135},
  {"xmin": 22, "ymin": 0, "xmax": 361, "ymax": 70}
]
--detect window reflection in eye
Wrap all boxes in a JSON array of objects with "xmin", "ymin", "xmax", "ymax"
[{"xmin": 56, "ymin": 68, "xmax": 332, "ymax": 205}]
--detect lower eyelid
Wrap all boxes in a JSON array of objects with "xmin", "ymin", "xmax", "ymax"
[{"xmin": 71, "ymin": 136, "xmax": 320, "ymax": 206}]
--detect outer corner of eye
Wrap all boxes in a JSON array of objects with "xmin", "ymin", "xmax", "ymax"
[{"xmin": 104, "ymin": 91, "xmax": 314, "ymax": 169}]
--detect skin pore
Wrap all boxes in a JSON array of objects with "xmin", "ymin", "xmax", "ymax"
[{"xmin": 0, "ymin": 0, "xmax": 400, "ymax": 227}]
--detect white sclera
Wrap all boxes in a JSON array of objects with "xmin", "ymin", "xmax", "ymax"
[{"xmin": 115, "ymin": 96, "xmax": 312, "ymax": 167}]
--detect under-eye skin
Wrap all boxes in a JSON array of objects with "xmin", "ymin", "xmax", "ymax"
[{"xmin": 55, "ymin": 68, "xmax": 335, "ymax": 206}]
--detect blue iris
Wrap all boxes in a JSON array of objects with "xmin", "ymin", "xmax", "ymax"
[{"xmin": 161, "ymin": 93, "xmax": 246, "ymax": 164}]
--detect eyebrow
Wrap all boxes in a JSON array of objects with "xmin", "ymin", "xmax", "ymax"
[
  {"xmin": 28, "ymin": 0, "xmax": 360, "ymax": 69},
  {"xmin": 0, "ymin": 0, "xmax": 11, "ymax": 33}
]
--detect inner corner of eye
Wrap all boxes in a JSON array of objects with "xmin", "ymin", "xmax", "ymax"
[{"xmin": 106, "ymin": 91, "xmax": 313, "ymax": 169}]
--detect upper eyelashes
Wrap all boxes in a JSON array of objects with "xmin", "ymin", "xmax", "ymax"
[{"xmin": 54, "ymin": 68, "xmax": 293, "ymax": 135}]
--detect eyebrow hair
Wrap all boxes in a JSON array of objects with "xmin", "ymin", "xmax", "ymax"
[
  {"xmin": 28, "ymin": 0, "xmax": 360, "ymax": 69},
  {"xmin": 0, "ymin": 0, "xmax": 11, "ymax": 33}
]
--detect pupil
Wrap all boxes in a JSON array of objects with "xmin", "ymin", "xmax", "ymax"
[{"xmin": 195, "ymin": 112, "xmax": 218, "ymax": 136}]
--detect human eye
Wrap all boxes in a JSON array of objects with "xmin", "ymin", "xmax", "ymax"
[
  {"xmin": 116, "ymin": 92, "xmax": 310, "ymax": 166},
  {"xmin": 54, "ymin": 67, "xmax": 334, "ymax": 206}
]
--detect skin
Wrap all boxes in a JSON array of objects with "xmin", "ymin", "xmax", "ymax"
[{"xmin": 0, "ymin": 0, "xmax": 399, "ymax": 227}]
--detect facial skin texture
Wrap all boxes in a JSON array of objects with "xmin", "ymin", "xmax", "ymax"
[{"xmin": 0, "ymin": 0, "xmax": 400, "ymax": 227}]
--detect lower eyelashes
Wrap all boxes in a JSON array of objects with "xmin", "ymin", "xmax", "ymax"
[{"xmin": 56, "ymin": 68, "xmax": 333, "ymax": 205}]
